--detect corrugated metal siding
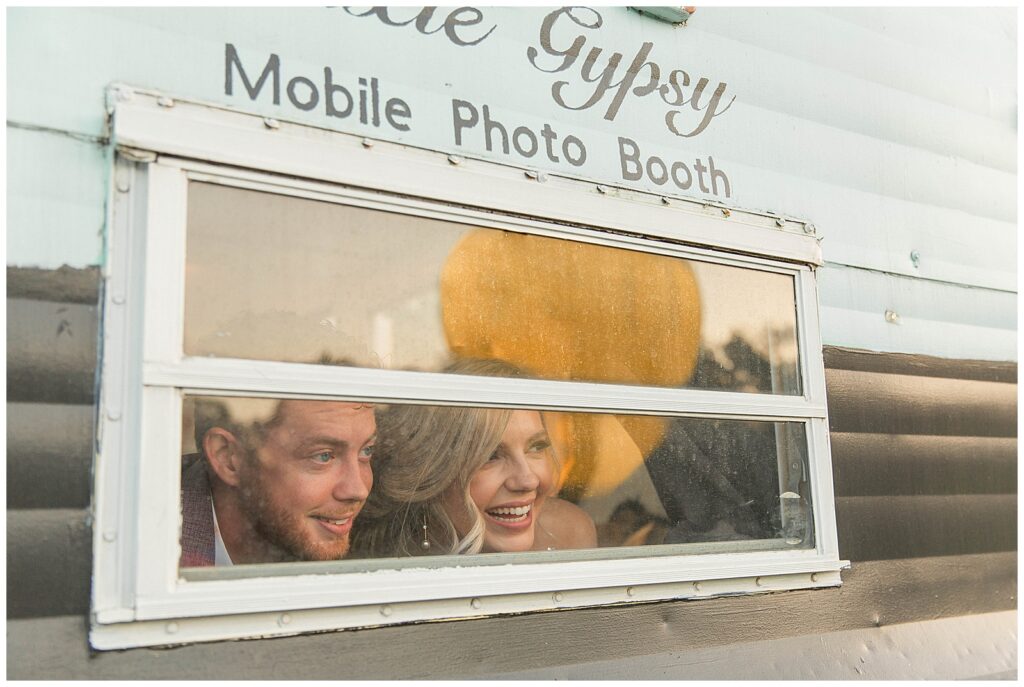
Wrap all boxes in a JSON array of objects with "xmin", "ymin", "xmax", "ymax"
[{"xmin": 5, "ymin": 266, "xmax": 1016, "ymax": 678}]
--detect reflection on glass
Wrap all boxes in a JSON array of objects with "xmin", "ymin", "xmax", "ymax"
[
  {"xmin": 180, "ymin": 386, "xmax": 812, "ymax": 569},
  {"xmin": 184, "ymin": 182, "xmax": 801, "ymax": 394}
]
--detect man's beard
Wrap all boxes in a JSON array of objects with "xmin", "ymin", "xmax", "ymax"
[{"xmin": 238, "ymin": 467, "xmax": 352, "ymax": 562}]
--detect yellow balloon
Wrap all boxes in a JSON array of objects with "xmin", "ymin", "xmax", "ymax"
[{"xmin": 441, "ymin": 230, "xmax": 702, "ymax": 496}]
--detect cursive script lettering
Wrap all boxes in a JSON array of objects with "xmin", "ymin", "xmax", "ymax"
[
  {"xmin": 528, "ymin": 7, "xmax": 734, "ymax": 137},
  {"xmin": 344, "ymin": 6, "xmax": 496, "ymax": 47}
]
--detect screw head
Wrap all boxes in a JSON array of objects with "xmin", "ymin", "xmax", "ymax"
[
  {"xmin": 803, "ymin": 223, "xmax": 816, "ymax": 235},
  {"xmin": 447, "ymin": 154, "xmax": 463, "ymax": 166},
  {"xmin": 379, "ymin": 605, "xmax": 392, "ymax": 617},
  {"xmin": 279, "ymin": 613, "xmax": 292, "ymax": 626},
  {"xmin": 910, "ymin": 250, "xmax": 921, "ymax": 267},
  {"xmin": 262, "ymin": 117, "xmax": 280, "ymax": 130},
  {"xmin": 596, "ymin": 185, "xmax": 609, "ymax": 194},
  {"xmin": 552, "ymin": 592, "xmax": 564, "ymax": 603},
  {"xmin": 165, "ymin": 622, "xmax": 179, "ymax": 634},
  {"xmin": 884, "ymin": 310, "xmax": 901, "ymax": 325},
  {"xmin": 470, "ymin": 598, "xmax": 482, "ymax": 610},
  {"xmin": 156, "ymin": 96, "xmax": 174, "ymax": 108},
  {"xmin": 775, "ymin": 217, "xmax": 786, "ymax": 227},
  {"xmin": 361, "ymin": 138, "xmax": 374, "ymax": 149}
]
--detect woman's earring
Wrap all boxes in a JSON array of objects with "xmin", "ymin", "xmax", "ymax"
[{"xmin": 421, "ymin": 512, "xmax": 431, "ymax": 551}]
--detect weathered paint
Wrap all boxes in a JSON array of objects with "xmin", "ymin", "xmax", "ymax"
[
  {"xmin": 818, "ymin": 264, "xmax": 1016, "ymax": 361},
  {"xmin": 7, "ymin": 127, "xmax": 109, "ymax": 268}
]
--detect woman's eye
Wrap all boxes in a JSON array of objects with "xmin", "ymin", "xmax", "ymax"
[
  {"xmin": 312, "ymin": 451, "xmax": 333, "ymax": 464},
  {"xmin": 529, "ymin": 440, "xmax": 551, "ymax": 453},
  {"xmin": 486, "ymin": 450, "xmax": 501, "ymax": 462}
]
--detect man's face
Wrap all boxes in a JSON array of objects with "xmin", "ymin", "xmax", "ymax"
[{"xmin": 237, "ymin": 400, "xmax": 376, "ymax": 561}]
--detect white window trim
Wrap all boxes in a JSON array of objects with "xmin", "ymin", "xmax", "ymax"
[{"xmin": 91, "ymin": 86, "xmax": 845, "ymax": 650}]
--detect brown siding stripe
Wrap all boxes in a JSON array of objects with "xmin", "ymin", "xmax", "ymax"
[
  {"xmin": 825, "ymin": 368, "xmax": 1016, "ymax": 437},
  {"xmin": 7, "ymin": 509, "xmax": 92, "ymax": 619},
  {"xmin": 7, "ymin": 403, "xmax": 95, "ymax": 509},
  {"xmin": 836, "ymin": 494, "xmax": 1017, "ymax": 561},
  {"xmin": 824, "ymin": 346, "xmax": 1017, "ymax": 384},
  {"xmin": 7, "ymin": 298, "xmax": 98, "ymax": 404},
  {"xmin": 6, "ymin": 265, "xmax": 101, "ymax": 305},
  {"xmin": 830, "ymin": 433, "xmax": 1017, "ymax": 497},
  {"xmin": 6, "ymin": 552, "xmax": 1016, "ymax": 679}
]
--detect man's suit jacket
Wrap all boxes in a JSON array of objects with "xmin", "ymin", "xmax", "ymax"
[{"xmin": 179, "ymin": 457, "xmax": 216, "ymax": 567}]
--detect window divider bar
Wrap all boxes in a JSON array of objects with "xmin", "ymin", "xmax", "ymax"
[{"xmin": 144, "ymin": 357, "xmax": 827, "ymax": 419}]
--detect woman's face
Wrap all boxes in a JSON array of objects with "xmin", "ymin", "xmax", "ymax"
[{"xmin": 449, "ymin": 410, "xmax": 555, "ymax": 553}]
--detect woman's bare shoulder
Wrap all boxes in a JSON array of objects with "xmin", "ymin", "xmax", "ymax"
[{"xmin": 536, "ymin": 497, "xmax": 598, "ymax": 550}]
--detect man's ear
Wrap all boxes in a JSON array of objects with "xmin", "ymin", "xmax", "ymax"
[{"xmin": 203, "ymin": 428, "xmax": 247, "ymax": 488}]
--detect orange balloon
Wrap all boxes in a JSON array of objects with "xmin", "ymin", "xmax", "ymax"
[{"xmin": 441, "ymin": 230, "xmax": 701, "ymax": 496}]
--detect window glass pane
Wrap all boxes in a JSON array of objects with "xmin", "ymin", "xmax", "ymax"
[
  {"xmin": 180, "ymin": 389, "xmax": 812, "ymax": 571},
  {"xmin": 184, "ymin": 182, "xmax": 801, "ymax": 395}
]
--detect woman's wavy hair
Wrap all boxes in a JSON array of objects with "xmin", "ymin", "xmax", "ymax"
[{"xmin": 351, "ymin": 358, "xmax": 553, "ymax": 558}]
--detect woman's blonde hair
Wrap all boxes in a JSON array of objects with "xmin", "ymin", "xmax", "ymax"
[{"xmin": 351, "ymin": 358, "xmax": 555, "ymax": 558}]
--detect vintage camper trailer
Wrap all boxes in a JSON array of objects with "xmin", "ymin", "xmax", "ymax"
[{"xmin": 7, "ymin": 7, "xmax": 1016, "ymax": 679}]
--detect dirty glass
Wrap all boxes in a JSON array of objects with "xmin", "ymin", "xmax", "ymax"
[
  {"xmin": 179, "ymin": 392, "xmax": 812, "ymax": 571},
  {"xmin": 183, "ymin": 182, "xmax": 802, "ymax": 395}
]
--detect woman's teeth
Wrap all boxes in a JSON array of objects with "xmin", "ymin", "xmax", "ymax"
[{"xmin": 487, "ymin": 505, "xmax": 531, "ymax": 521}]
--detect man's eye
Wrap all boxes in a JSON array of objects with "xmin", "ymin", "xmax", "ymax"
[
  {"xmin": 312, "ymin": 451, "xmax": 333, "ymax": 464},
  {"xmin": 359, "ymin": 444, "xmax": 375, "ymax": 460}
]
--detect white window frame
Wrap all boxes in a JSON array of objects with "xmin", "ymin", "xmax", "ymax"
[{"xmin": 91, "ymin": 86, "xmax": 846, "ymax": 650}]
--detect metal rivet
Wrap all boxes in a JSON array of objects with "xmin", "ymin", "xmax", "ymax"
[
  {"xmin": 263, "ymin": 117, "xmax": 280, "ymax": 130},
  {"xmin": 111, "ymin": 294, "xmax": 125, "ymax": 305},
  {"xmin": 810, "ymin": 573, "xmax": 819, "ymax": 582},
  {"xmin": 884, "ymin": 310, "xmax": 901, "ymax": 325},
  {"xmin": 379, "ymin": 605, "xmax": 392, "ymax": 617},
  {"xmin": 721, "ymin": 208, "xmax": 731, "ymax": 217},
  {"xmin": 596, "ymin": 185, "xmax": 609, "ymax": 194},
  {"xmin": 803, "ymin": 223, "xmax": 816, "ymax": 235},
  {"xmin": 470, "ymin": 598, "xmax": 482, "ymax": 610},
  {"xmin": 552, "ymin": 592, "xmax": 564, "ymax": 603},
  {"xmin": 755, "ymin": 576, "xmax": 765, "ymax": 587},
  {"xmin": 165, "ymin": 622, "xmax": 179, "ymax": 634},
  {"xmin": 106, "ymin": 410, "xmax": 121, "ymax": 422},
  {"xmin": 661, "ymin": 197, "xmax": 671, "ymax": 205},
  {"xmin": 692, "ymin": 582, "xmax": 702, "ymax": 592},
  {"xmin": 116, "ymin": 180, "xmax": 130, "ymax": 193},
  {"xmin": 102, "ymin": 531, "xmax": 117, "ymax": 543},
  {"xmin": 361, "ymin": 138, "xmax": 374, "ymax": 148},
  {"xmin": 156, "ymin": 96, "xmax": 174, "ymax": 108},
  {"xmin": 626, "ymin": 586, "xmax": 635, "ymax": 597},
  {"xmin": 447, "ymin": 155, "xmax": 463, "ymax": 166},
  {"xmin": 278, "ymin": 613, "xmax": 291, "ymax": 626},
  {"xmin": 775, "ymin": 217, "xmax": 786, "ymax": 227},
  {"xmin": 910, "ymin": 250, "xmax": 921, "ymax": 268}
]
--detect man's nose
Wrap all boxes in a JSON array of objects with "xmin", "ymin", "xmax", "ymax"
[
  {"xmin": 332, "ymin": 454, "xmax": 371, "ymax": 503},
  {"xmin": 506, "ymin": 454, "xmax": 540, "ymax": 492}
]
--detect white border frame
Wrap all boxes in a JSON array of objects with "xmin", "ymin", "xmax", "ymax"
[{"xmin": 92, "ymin": 88, "xmax": 844, "ymax": 650}]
